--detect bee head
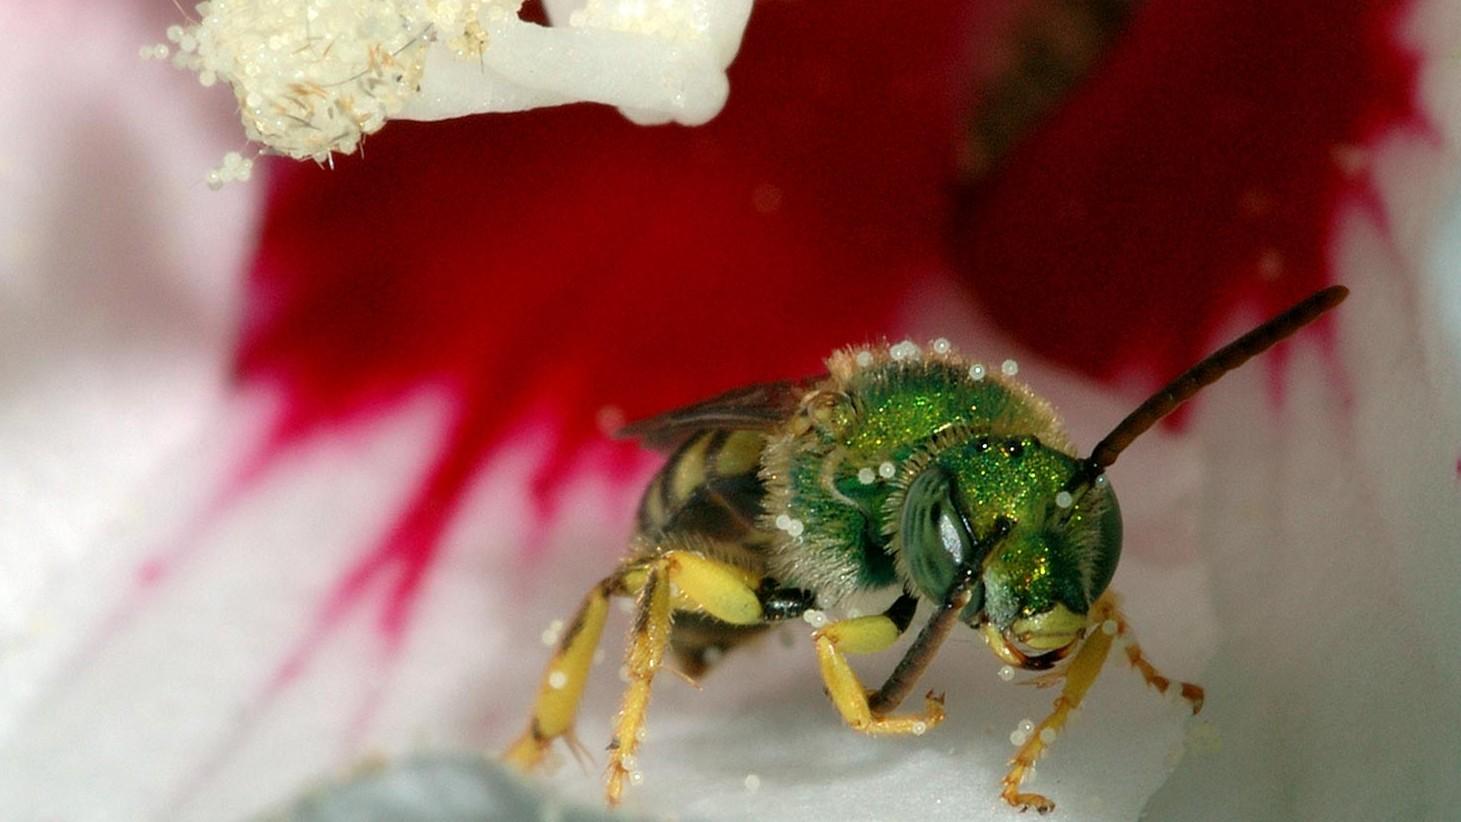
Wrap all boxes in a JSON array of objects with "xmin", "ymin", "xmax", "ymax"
[
  {"xmin": 892, "ymin": 434, "xmax": 1121, "ymax": 670},
  {"xmin": 890, "ymin": 288, "xmax": 1349, "ymax": 671}
]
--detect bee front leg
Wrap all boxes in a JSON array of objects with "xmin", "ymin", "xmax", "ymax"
[
  {"xmin": 1107, "ymin": 598, "xmax": 1205, "ymax": 713},
  {"xmin": 814, "ymin": 595, "xmax": 946, "ymax": 735},
  {"xmin": 1001, "ymin": 609, "xmax": 1114, "ymax": 814},
  {"xmin": 1001, "ymin": 591, "xmax": 1203, "ymax": 813}
]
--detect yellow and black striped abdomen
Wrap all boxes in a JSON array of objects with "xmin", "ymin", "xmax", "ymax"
[
  {"xmin": 634, "ymin": 428, "xmax": 779, "ymax": 675},
  {"xmin": 634, "ymin": 429, "xmax": 770, "ymax": 555}
]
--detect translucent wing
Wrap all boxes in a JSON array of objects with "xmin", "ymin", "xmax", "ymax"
[{"xmin": 617, "ymin": 378, "xmax": 815, "ymax": 451}]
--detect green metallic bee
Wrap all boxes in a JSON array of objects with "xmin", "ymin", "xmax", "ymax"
[{"xmin": 504, "ymin": 286, "xmax": 1348, "ymax": 812}]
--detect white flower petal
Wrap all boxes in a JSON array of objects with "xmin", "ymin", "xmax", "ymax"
[
  {"xmin": 0, "ymin": 0, "xmax": 258, "ymax": 738},
  {"xmin": 3, "ymin": 3, "xmax": 1459, "ymax": 821}
]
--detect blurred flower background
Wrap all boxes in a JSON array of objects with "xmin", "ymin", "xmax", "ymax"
[{"xmin": 1, "ymin": 1, "xmax": 1459, "ymax": 820}]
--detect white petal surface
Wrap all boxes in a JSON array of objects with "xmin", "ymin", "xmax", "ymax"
[
  {"xmin": 1147, "ymin": 6, "xmax": 1461, "ymax": 817},
  {"xmin": 0, "ymin": 1, "xmax": 258, "ymax": 737}
]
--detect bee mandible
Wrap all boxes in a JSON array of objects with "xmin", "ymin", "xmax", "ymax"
[{"xmin": 504, "ymin": 286, "xmax": 1349, "ymax": 812}]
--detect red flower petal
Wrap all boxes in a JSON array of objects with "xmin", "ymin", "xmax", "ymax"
[
  {"xmin": 236, "ymin": 3, "xmax": 985, "ymax": 642},
  {"xmin": 952, "ymin": 0, "xmax": 1420, "ymax": 385}
]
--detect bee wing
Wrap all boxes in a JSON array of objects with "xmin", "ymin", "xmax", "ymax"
[{"xmin": 617, "ymin": 378, "xmax": 816, "ymax": 451}]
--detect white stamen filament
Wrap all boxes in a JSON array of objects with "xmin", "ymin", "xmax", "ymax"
[{"xmin": 159, "ymin": 0, "xmax": 753, "ymax": 171}]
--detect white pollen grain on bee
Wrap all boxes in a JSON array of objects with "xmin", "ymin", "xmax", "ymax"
[
  {"xmin": 1055, "ymin": 490, "xmax": 1074, "ymax": 509},
  {"xmin": 1001, "ymin": 358, "xmax": 1019, "ymax": 376},
  {"xmin": 998, "ymin": 665, "xmax": 1015, "ymax": 682},
  {"xmin": 1039, "ymin": 727, "xmax": 1057, "ymax": 744},
  {"xmin": 890, "ymin": 340, "xmax": 920, "ymax": 361},
  {"xmin": 857, "ymin": 466, "xmax": 876, "ymax": 485},
  {"xmin": 931, "ymin": 337, "xmax": 952, "ymax": 354},
  {"xmin": 878, "ymin": 461, "xmax": 896, "ymax": 479},
  {"xmin": 969, "ymin": 363, "xmax": 987, "ymax": 381},
  {"xmin": 548, "ymin": 671, "xmax": 568, "ymax": 690},
  {"xmin": 1010, "ymin": 730, "xmax": 1028, "ymax": 746},
  {"xmin": 744, "ymin": 773, "xmax": 762, "ymax": 792},
  {"xmin": 802, "ymin": 609, "xmax": 828, "ymax": 628},
  {"xmin": 855, "ymin": 350, "xmax": 874, "ymax": 367}
]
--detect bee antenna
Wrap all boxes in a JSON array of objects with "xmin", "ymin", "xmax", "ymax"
[{"xmin": 1086, "ymin": 285, "xmax": 1349, "ymax": 472}]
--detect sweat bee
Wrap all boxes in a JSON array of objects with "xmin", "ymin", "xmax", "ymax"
[{"xmin": 504, "ymin": 286, "xmax": 1349, "ymax": 812}]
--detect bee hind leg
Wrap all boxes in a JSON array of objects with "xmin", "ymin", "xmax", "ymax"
[
  {"xmin": 503, "ymin": 577, "xmax": 615, "ymax": 772},
  {"xmin": 668, "ymin": 581, "xmax": 813, "ymax": 679}
]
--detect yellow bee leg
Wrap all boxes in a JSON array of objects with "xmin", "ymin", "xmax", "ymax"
[
  {"xmin": 662, "ymin": 550, "xmax": 764, "ymax": 625},
  {"xmin": 868, "ymin": 592, "xmax": 962, "ymax": 714},
  {"xmin": 1001, "ymin": 600, "xmax": 1117, "ymax": 814},
  {"xmin": 503, "ymin": 578, "xmax": 613, "ymax": 771},
  {"xmin": 604, "ymin": 551, "xmax": 766, "ymax": 805},
  {"xmin": 1001, "ymin": 591, "xmax": 1205, "ymax": 813},
  {"xmin": 814, "ymin": 607, "xmax": 945, "ymax": 736},
  {"xmin": 604, "ymin": 563, "xmax": 672, "ymax": 805}
]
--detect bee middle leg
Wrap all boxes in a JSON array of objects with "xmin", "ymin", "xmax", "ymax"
[
  {"xmin": 605, "ymin": 550, "xmax": 766, "ymax": 805},
  {"xmin": 813, "ymin": 594, "xmax": 947, "ymax": 734}
]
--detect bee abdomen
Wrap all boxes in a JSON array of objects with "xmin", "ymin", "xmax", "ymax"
[{"xmin": 635, "ymin": 430, "xmax": 769, "ymax": 546}]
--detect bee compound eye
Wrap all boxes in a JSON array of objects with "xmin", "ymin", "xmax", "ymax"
[{"xmin": 900, "ymin": 467, "xmax": 974, "ymax": 601}]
